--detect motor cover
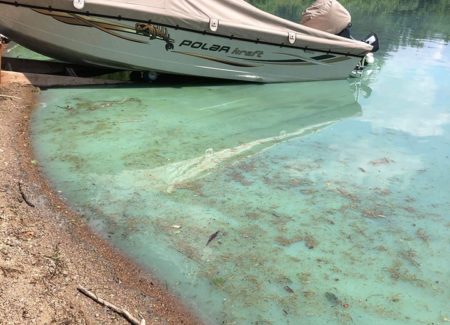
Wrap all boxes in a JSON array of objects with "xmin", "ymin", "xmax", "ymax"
[{"xmin": 300, "ymin": 0, "xmax": 351, "ymax": 35}]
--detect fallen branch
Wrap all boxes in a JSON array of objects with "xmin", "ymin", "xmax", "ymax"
[
  {"xmin": 77, "ymin": 286, "xmax": 146, "ymax": 325},
  {"xmin": 18, "ymin": 181, "xmax": 35, "ymax": 208},
  {"xmin": 0, "ymin": 94, "xmax": 22, "ymax": 100}
]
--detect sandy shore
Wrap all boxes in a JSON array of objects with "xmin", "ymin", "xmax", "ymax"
[{"xmin": 0, "ymin": 82, "xmax": 202, "ymax": 324}]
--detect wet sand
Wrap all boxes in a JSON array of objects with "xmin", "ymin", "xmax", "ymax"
[{"xmin": 0, "ymin": 82, "xmax": 202, "ymax": 324}]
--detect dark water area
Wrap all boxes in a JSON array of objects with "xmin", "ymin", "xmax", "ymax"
[{"xmin": 30, "ymin": 1, "xmax": 450, "ymax": 324}]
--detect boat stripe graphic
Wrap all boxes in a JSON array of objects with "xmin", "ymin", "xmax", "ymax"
[
  {"xmin": 69, "ymin": 13, "xmax": 148, "ymax": 44},
  {"xmin": 227, "ymin": 56, "xmax": 315, "ymax": 66},
  {"xmin": 33, "ymin": 9, "xmax": 134, "ymax": 33},
  {"xmin": 33, "ymin": 9, "xmax": 147, "ymax": 44},
  {"xmin": 32, "ymin": 9, "xmax": 171, "ymax": 49},
  {"xmin": 172, "ymin": 51, "xmax": 260, "ymax": 67},
  {"xmin": 323, "ymin": 57, "xmax": 352, "ymax": 63},
  {"xmin": 273, "ymin": 52, "xmax": 351, "ymax": 65},
  {"xmin": 311, "ymin": 54, "xmax": 336, "ymax": 60}
]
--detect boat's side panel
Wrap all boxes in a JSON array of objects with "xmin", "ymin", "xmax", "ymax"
[{"xmin": 0, "ymin": 4, "xmax": 360, "ymax": 82}]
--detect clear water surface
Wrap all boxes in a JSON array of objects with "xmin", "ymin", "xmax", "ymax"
[{"xmin": 31, "ymin": 1, "xmax": 449, "ymax": 324}]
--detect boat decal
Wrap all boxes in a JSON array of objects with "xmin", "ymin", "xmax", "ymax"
[
  {"xmin": 135, "ymin": 23, "xmax": 174, "ymax": 50},
  {"xmin": 68, "ymin": 13, "xmax": 149, "ymax": 44},
  {"xmin": 179, "ymin": 40, "xmax": 231, "ymax": 53},
  {"xmin": 323, "ymin": 56, "xmax": 352, "ymax": 63},
  {"xmin": 231, "ymin": 53, "xmax": 350, "ymax": 66},
  {"xmin": 231, "ymin": 48, "xmax": 264, "ymax": 57},
  {"xmin": 32, "ymin": 9, "xmax": 174, "ymax": 49},
  {"xmin": 227, "ymin": 56, "xmax": 314, "ymax": 66},
  {"xmin": 273, "ymin": 52, "xmax": 352, "ymax": 66},
  {"xmin": 172, "ymin": 51, "xmax": 260, "ymax": 67},
  {"xmin": 311, "ymin": 54, "xmax": 336, "ymax": 60},
  {"xmin": 309, "ymin": 53, "xmax": 352, "ymax": 64},
  {"xmin": 33, "ymin": 9, "xmax": 132, "ymax": 32}
]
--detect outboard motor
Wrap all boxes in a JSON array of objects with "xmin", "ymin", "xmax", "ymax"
[
  {"xmin": 361, "ymin": 33, "xmax": 380, "ymax": 66},
  {"xmin": 363, "ymin": 33, "xmax": 379, "ymax": 53},
  {"xmin": 351, "ymin": 33, "xmax": 380, "ymax": 77}
]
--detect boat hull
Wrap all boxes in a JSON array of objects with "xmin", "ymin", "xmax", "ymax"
[{"xmin": 0, "ymin": 4, "xmax": 362, "ymax": 82}]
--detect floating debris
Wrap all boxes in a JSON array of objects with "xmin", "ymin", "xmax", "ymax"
[
  {"xmin": 403, "ymin": 206, "xmax": 416, "ymax": 213},
  {"xmin": 386, "ymin": 260, "xmax": 425, "ymax": 286},
  {"xmin": 303, "ymin": 291, "xmax": 315, "ymax": 298},
  {"xmin": 390, "ymin": 294, "xmax": 401, "ymax": 303},
  {"xmin": 206, "ymin": 230, "xmax": 220, "ymax": 246},
  {"xmin": 284, "ymin": 286, "xmax": 294, "ymax": 294},
  {"xmin": 271, "ymin": 211, "xmax": 282, "ymax": 218},
  {"xmin": 362, "ymin": 209, "xmax": 386, "ymax": 219},
  {"xmin": 228, "ymin": 170, "xmax": 252, "ymax": 186},
  {"xmin": 416, "ymin": 228, "xmax": 430, "ymax": 243},
  {"xmin": 369, "ymin": 157, "xmax": 395, "ymax": 166},
  {"xmin": 304, "ymin": 234, "xmax": 318, "ymax": 249},
  {"xmin": 57, "ymin": 105, "xmax": 73, "ymax": 110},
  {"xmin": 274, "ymin": 235, "xmax": 303, "ymax": 246},
  {"xmin": 325, "ymin": 292, "xmax": 340, "ymax": 307},
  {"xmin": 211, "ymin": 277, "xmax": 226, "ymax": 288},
  {"xmin": 399, "ymin": 249, "xmax": 420, "ymax": 268},
  {"xmin": 375, "ymin": 188, "xmax": 391, "ymax": 196},
  {"xmin": 298, "ymin": 272, "xmax": 311, "ymax": 285},
  {"xmin": 336, "ymin": 188, "xmax": 359, "ymax": 203}
]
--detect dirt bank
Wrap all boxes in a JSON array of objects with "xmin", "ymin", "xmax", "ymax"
[{"xmin": 0, "ymin": 83, "xmax": 202, "ymax": 324}]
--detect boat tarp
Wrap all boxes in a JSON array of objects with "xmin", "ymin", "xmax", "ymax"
[{"xmin": 1, "ymin": 0, "xmax": 373, "ymax": 55}]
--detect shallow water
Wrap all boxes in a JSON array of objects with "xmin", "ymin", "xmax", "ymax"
[{"xmin": 31, "ymin": 2, "xmax": 449, "ymax": 324}]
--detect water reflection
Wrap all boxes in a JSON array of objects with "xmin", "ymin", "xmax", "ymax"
[
  {"xmin": 34, "ymin": 81, "xmax": 362, "ymax": 176},
  {"xmin": 360, "ymin": 41, "xmax": 450, "ymax": 137},
  {"xmin": 117, "ymin": 81, "xmax": 362, "ymax": 191},
  {"xmin": 33, "ymin": 81, "xmax": 363, "ymax": 323}
]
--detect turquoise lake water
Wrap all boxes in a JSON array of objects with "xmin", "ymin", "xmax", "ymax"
[{"xmin": 30, "ymin": 2, "xmax": 449, "ymax": 324}]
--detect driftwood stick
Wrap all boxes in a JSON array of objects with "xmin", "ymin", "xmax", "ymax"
[
  {"xmin": 0, "ymin": 94, "xmax": 22, "ymax": 100},
  {"xmin": 77, "ymin": 286, "xmax": 146, "ymax": 325},
  {"xmin": 18, "ymin": 181, "xmax": 35, "ymax": 208}
]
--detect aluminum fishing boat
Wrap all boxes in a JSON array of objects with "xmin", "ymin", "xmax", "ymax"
[{"xmin": 0, "ymin": 0, "xmax": 378, "ymax": 82}]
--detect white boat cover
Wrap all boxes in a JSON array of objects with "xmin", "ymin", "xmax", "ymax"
[
  {"xmin": 1, "ymin": 0, "xmax": 373, "ymax": 55},
  {"xmin": 300, "ymin": 0, "xmax": 351, "ymax": 35}
]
